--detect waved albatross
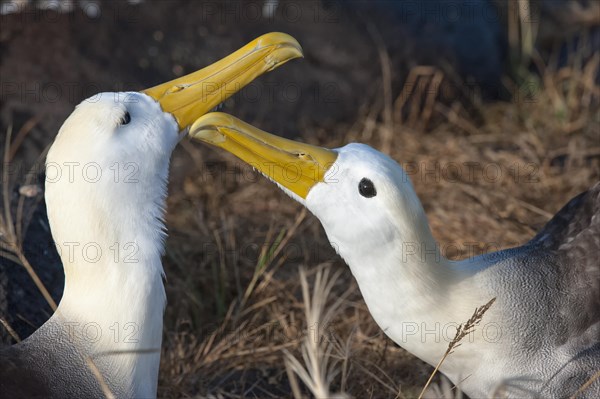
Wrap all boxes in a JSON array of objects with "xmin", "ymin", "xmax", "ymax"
[
  {"xmin": 189, "ymin": 113, "xmax": 599, "ymax": 398},
  {"xmin": 0, "ymin": 34, "xmax": 302, "ymax": 398}
]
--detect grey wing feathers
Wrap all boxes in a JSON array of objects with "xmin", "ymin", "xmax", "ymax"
[
  {"xmin": 0, "ymin": 346, "xmax": 50, "ymax": 398},
  {"xmin": 531, "ymin": 182, "xmax": 600, "ymax": 252},
  {"xmin": 531, "ymin": 182, "xmax": 600, "ymax": 340}
]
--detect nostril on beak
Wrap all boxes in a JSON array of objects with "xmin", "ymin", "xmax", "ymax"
[{"xmin": 166, "ymin": 85, "xmax": 185, "ymax": 95}]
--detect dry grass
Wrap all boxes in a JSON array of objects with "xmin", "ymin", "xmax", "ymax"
[
  {"xmin": 283, "ymin": 265, "xmax": 350, "ymax": 399},
  {"xmin": 1, "ymin": 25, "xmax": 598, "ymax": 399}
]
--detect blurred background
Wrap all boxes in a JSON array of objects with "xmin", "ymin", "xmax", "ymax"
[{"xmin": 0, "ymin": 0, "xmax": 598, "ymax": 397}]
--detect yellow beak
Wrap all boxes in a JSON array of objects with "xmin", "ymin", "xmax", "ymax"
[
  {"xmin": 142, "ymin": 32, "xmax": 302, "ymax": 131},
  {"xmin": 189, "ymin": 112, "xmax": 338, "ymax": 199}
]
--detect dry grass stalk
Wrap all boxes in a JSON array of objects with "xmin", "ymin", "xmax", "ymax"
[
  {"xmin": 424, "ymin": 376, "xmax": 463, "ymax": 399},
  {"xmin": 417, "ymin": 298, "xmax": 497, "ymax": 399},
  {"xmin": 241, "ymin": 209, "xmax": 307, "ymax": 311},
  {"xmin": 0, "ymin": 317, "xmax": 20, "ymax": 343},
  {"xmin": 85, "ymin": 357, "xmax": 116, "ymax": 399},
  {"xmin": 283, "ymin": 265, "xmax": 350, "ymax": 399},
  {"xmin": 517, "ymin": 0, "xmax": 537, "ymax": 62},
  {"xmin": 366, "ymin": 21, "xmax": 394, "ymax": 154},
  {"xmin": 569, "ymin": 370, "xmax": 600, "ymax": 399}
]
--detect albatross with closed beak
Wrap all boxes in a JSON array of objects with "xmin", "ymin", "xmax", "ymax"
[
  {"xmin": 189, "ymin": 113, "xmax": 599, "ymax": 398},
  {"xmin": 0, "ymin": 34, "xmax": 302, "ymax": 398}
]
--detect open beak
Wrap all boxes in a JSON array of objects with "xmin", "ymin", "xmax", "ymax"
[
  {"xmin": 142, "ymin": 32, "xmax": 302, "ymax": 131},
  {"xmin": 189, "ymin": 112, "xmax": 338, "ymax": 199}
]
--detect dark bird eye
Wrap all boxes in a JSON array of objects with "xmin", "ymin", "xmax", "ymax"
[
  {"xmin": 358, "ymin": 178, "xmax": 377, "ymax": 198},
  {"xmin": 120, "ymin": 111, "xmax": 131, "ymax": 125}
]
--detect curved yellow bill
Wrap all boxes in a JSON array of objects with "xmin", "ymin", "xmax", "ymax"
[
  {"xmin": 189, "ymin": 112, "xmax": 338, "ymax": 199},
  {"xmin": 142, "ymin": 32, "xmax": 302, "ymax": 130}
]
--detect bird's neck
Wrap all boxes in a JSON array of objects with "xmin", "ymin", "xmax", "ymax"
[
  {"xmin": 53, "ymin": 261, "xmax": 164, "ymax": 397},
  {"xmin": 44, "ymin": 183, "xmax": 167, "ymax": 397},
  {"xmin": 336, "ymin": 206, "xmax": 486, "ymax": 372}
]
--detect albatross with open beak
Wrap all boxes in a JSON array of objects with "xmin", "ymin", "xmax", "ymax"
[
  {"xmin": 189, "ymin": 113, "xmax": 599, "ymax": 398},
  {"xmin": 0, "ymin": 34, "xmax": 302, "ymax": 398}
]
